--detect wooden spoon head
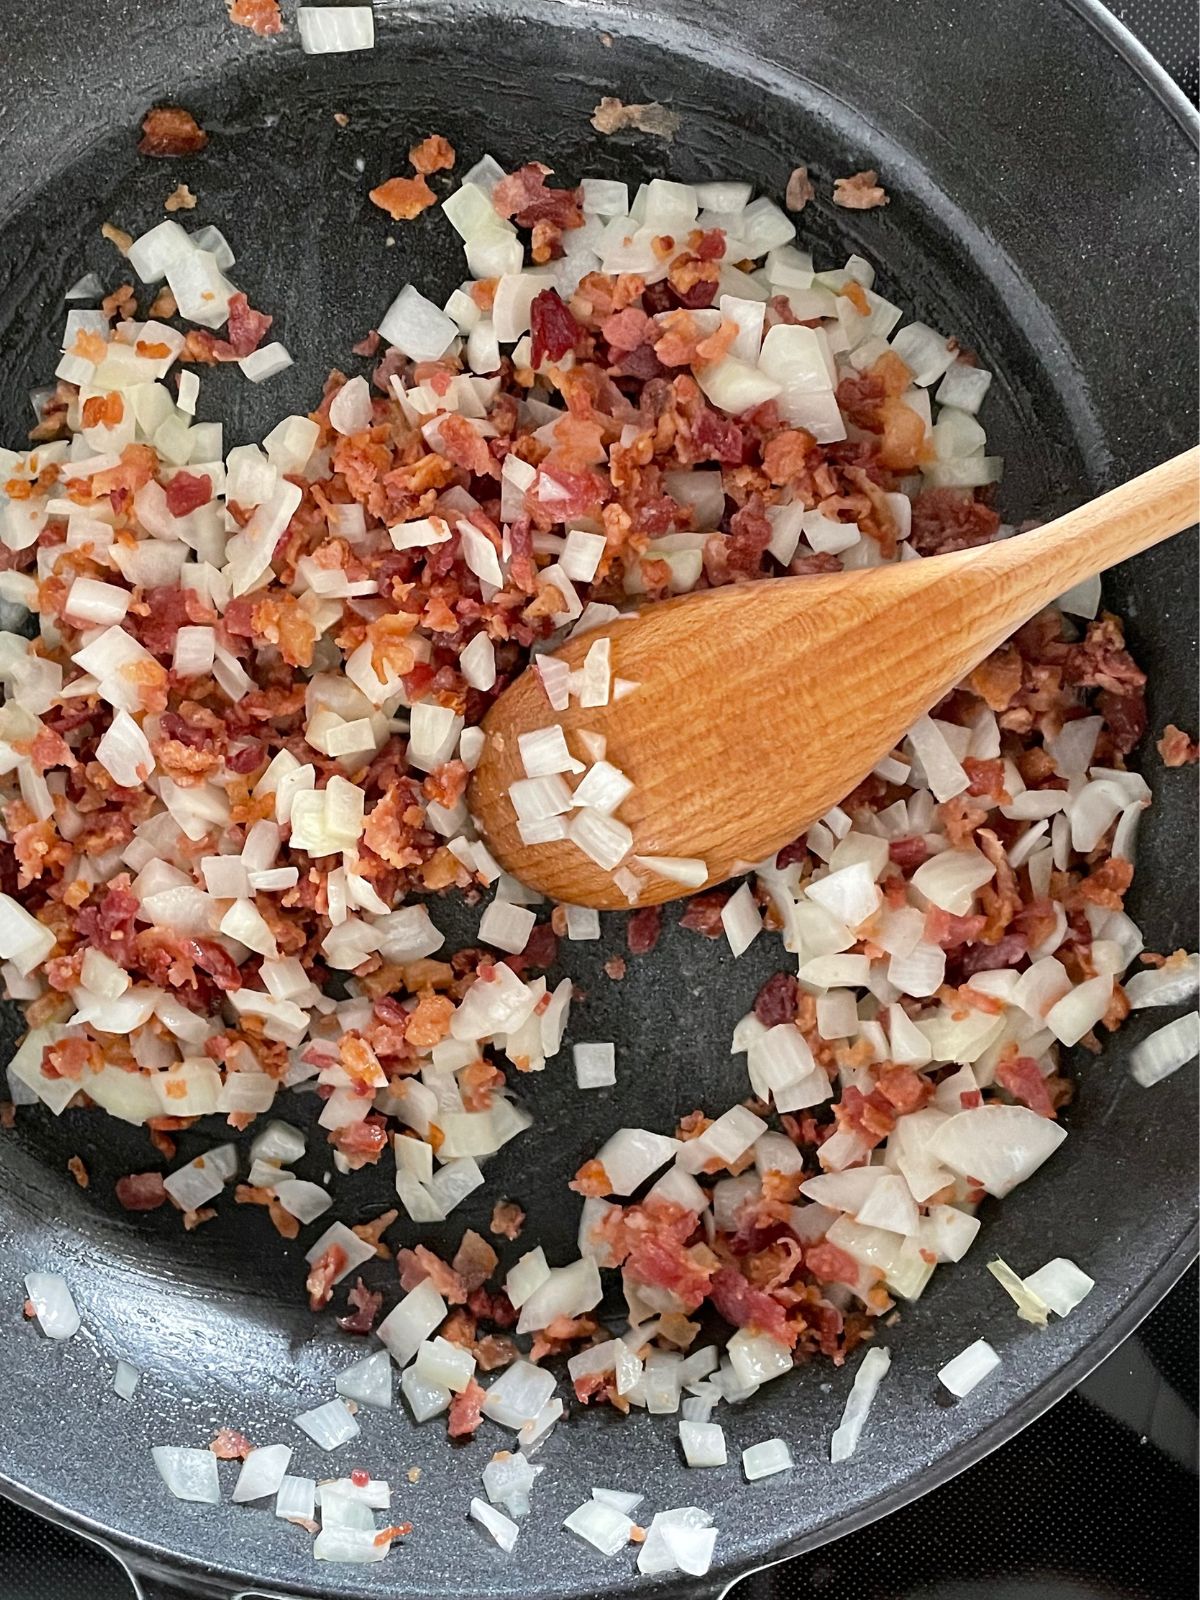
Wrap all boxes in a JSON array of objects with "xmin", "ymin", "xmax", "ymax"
[{"xmin": 469, "ymin": 571, "xmax": 944, "ymax": 909}]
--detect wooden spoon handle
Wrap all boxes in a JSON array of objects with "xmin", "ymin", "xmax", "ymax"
[{"xmin": 916, "ymin": 445, "xmax": 1200, "ymax": 659}]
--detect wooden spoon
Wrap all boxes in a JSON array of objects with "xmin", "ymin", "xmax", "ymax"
[{"xmin": 470, "ymin": 447, "xmax": 1199, "ymax": 909}]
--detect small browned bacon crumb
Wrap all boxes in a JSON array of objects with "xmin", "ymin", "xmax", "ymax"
[
  {"xmin": 1157, "ymin": 724, "xmax": 1199, "ymax": 767},
  {"xmin": 603, "ymin": 954, "xmax": 627, "ymax": 981},
  {"xmin": 832, "ymin": 169, "xmax": 890, "ymax": 210},
  {"xmin": 115, "ymin": 1171, "xmax": 168, "ymax": 1211},
  {"xmin": 139, "ymin": 106, "xmax": 209, "ymax": 158},
  {"xmin": 369, "ymin": 174, "xmax": 437, "ymax": 221},
  {"xmin": 228, "ymin": 0, "xmax": 283, "ymax": 35},
  {"xmin": 0, "ymin": 1102, "xmax": 15, "ymax": 1131},
  {"xmin": 101, "ymin": 221, "xmax": 133, "ymax": 256},
  {"xmin": 447, "ymin": 1378, "xmax": 486, "ymax": 1438},
  {"xmin": 489, "ymin": 1199, "xmax": 525, "ymax": 1241},
  {"xmin": 210, "ymin": 1427, "xmax": 254, "ymax": 1460},
  {"xmin": 375, "ymin": 1522, "xmax": 413, "ymax": 1545},
  {"xmin": 406, "ymin": 1466, "xmax": 421, "ymax": 1484},
  {"xmin": 164, "ymin": 183, "xmax": 197, "ymax": 213},
  {"xmin": 67, "ymin": 1155, "xmax": 89, "ymax": 1189},
  {"xmin": 101, "ymin": 283, "xmax": 137, "ymax": 323},
  {"xmin": 148, "ymin": 286, "xmax": 178, "ymax": 319},
  {"xmin": 409, "ymin": 134, "xmax": 456, "ymax": 175},
  {"xmin": 590, "ymin": 96, "xmax": 681, "ymax": 141},
  {"xmin": 785, "ymin": 165, "xmax": 815, "ymax": 212},
  {"xmin": 333, "ymin": 111, "xmax": 350, "ymax": 127}
]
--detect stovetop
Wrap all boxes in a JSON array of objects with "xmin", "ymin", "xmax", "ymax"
[{"xmin": 0, "ymin": 4, "xmax": 1194, "ymax": 1598}]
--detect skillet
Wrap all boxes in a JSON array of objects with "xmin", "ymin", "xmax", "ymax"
[{"xmin": 0, "ymin": 1, "xmax": 1196, "ymax": 1596}]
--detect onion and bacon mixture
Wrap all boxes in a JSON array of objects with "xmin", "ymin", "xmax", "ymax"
[{"xmin": 5, "ymin": 136, "xmax": 1198, "ymax": 1573}]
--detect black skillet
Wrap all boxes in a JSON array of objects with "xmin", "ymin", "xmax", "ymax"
[{"xmin": 0, "ymin": 1, "xmax": 1196, "ymax": 1596}]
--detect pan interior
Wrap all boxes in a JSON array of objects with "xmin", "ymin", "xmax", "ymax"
[{"xmin": 0, "ymin": 6, "xmax": 1195, "ymax": 1598}]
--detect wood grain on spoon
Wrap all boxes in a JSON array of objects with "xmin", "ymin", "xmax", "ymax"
[{"xmin": 471, "ymin": 448, "xmax": 1199, "ymax": 909}]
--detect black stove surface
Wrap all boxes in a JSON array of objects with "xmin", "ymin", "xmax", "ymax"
[{"xmin": 0, "ymin": 4, "xmax": 1194, "ymax": 1598}]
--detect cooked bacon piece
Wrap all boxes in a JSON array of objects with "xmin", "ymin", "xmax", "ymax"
[
  {"xmin": 447, "ymin": 1377, "xmax": 486, "ymax": 1437},
  {"xmin": 115, "ymin": 1172, "xmax": 167, "ymax": 1211},
  {"xmin": 139, "ymin": 106, "xmax": 208, "ymax": 158},
  {"xmin": 397, "ymin": 1243, "xmax": 468, "ymax": 1304},
  {"xmin": 164, "ymin": 471, "xmax": 212, "ymax": 517},
  {"xmin": 1158, "ymin": 724, "xmax": 1199, "ymax": 766},
  {"xmin": 909, "ymin": 489, "xmax": 999, "ymax": 555},
  {"xmin": 337, "ymin": 1278, "xmax": 383, "ymax": 1334},
  {"xmin": 228, "ymin": 0, "xmax": 283, "ymax": 34},
  {"xmin": 754, "ymin": 972, "xmax": 798, "ymax": 1027},
  {"xmin": 493, "ymin": 164, "xmax": 584, "ymax": 230},
  {"xmin": 626, "ymin": 906, "xmax": 663, "ymax": 955},
  {"xmin": 306, "ymin": 1243, "xmax": 348, "ymax": 1311},
  {"xmin": 67, "ymin": 1155, "xmax": 89, "ymax": 1188},
  {"xmin": 489, "ymin": 1199, "xmax": 525, "ymax": 1240},
  {"xmin": 452, "ymin": 1230, "xmax": 499, "ymax": 1293},
  {"xmin": 832, "ymin": 169, "xmax": 889, "ymax": 210},
  {"xmin": 164, "ymin": 183, "xmax": 197, "ymax": 213},
  {"xmin": 590, "ymin": 98, "xmax": 681, "ymax": 140},
  {"xmin": 225, "ymin": 293, "xmax": 273, "ymax": 357},
  {"xmin": 709, "ymin": 1265, "xmax": 795, "ymax": 1346},
  {"xmin": 785, "ymin": 165, "xmax": 815, "ymax": 212},
  {"xmin": 409, "ymin": 134, "xmax": 456, "ymax": 174},
  {"xmin": 679, "ymin": 889, "xmax": 730, "ymax": 937},
  {"xmin": 530, "ymin": 289, "xmax": 583, "ymax": 367},
  {"xmin": 996, "ymin": 1054, "xmax": 1057, "ymax": 1118},
  {"xmin": 369, "ymin": 175, "xmax": 437, "ymax": 221},
  {"xmin": 210, "ymin": 1428, "xmax": 254, "ymax": 1460}
]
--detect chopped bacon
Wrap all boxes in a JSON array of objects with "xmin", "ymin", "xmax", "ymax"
[
  {"xmin": 138, "ymin": 106, "xmax": 208, "ymax": 158},
  {"xmin": 785, "ymin": 165, "xmax": 816, "ymax": 212},
  {"xmin": 67, "ymin": 1155, "xmax": 90, "ymax": 1188},
  {"xmin": 447, "ymin": 1377, "xmax": 486, "ymax": 1437},
  {"xmin": 369, "ymin": 175, "xmax": 437, "ymax": 221},
  {"xmin": 1158, "ymin": 724, "xmax": 1199, "ymax": 766},
  {"xmin": 996, "ymin": 1055, "xmax": 1057, "ymax": 1118},
  {"xmin": 489, "ymin": 1199, "xmax": 525, "ymax": 1240},
  {"xmin": 451, "ymin": 1230, "xmax": 499, "ymax": 1292},
  {"xmin": 679, "ymin": 889, "xmax": 730, "ymax": 937},
  {"xmin": 910, "ymin": 489, "xmax": 1000, "ymax": 556},
  {"xmin": 530, "ymin": 289, "xmax": 584, "ymax": 367},
  {"xmin": 590, "ymin": 98, "xmax": 681, "ymax": 140},
  {"xmin": 409, "ymin": 134, "xmax": 456, "ymax": 174},
  {"xmin": 115, "ymin": 1171, "xmax": 167, "ymax": 1211},
  {"xmin": 164, "ymin": 471, "xmax": 212, "ymax": 517},
  {"xmin": 754, "ymin": 972, "xmax": 799, "ymax": 1027},
  {"xmin": 225, "ymin": 293, "xmax": 273, "ymax": 358},
  {"xmin": 210, "ymin": 1428, "xmax": 254, "ymax": 1460},
  {"xmin": 337, "ymin": 1278, "xmax": 384, "ymax": 1334},
  {"xmin": 832, "ymin": 169, "xmax": 889, "ymax": 210},
  {"xmin": 627, "ymin": 906, "xmax": 663, "ymax": 955},
  {"xmin": 306, "ymin": 1243, "xmax": 348, "ymax": 1311},
  {"xmin": 397, "ymin": 1243, "xmax": 468, "ymax": 1304},
  {"xmin": 709, "ymin": 1265, "xmax": 795, "ymax": 1346},
  {"xmin": 493, "ymin": 163, "xmax": 584, "ymax": 230},
  {"xmin": 228, "ymin": 0, "xmax": 283, "ymax": 34}
]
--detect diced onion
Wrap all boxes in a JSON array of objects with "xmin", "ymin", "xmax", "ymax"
[
  {"xmin": 297, "ymin": 5, "xmax": 375, "ymax": 54},
  {"xmin": 294, "ymin": 1398, "xmax": 360, "ymax": 1450},
  {"xmin": 830, "ymin": 1345, "xmax": 891, "ymax": 1461},
  {"xmin": 937, "ymin": 1338, "xmax": 1000, "ymax": 1398},
  {"xmin": 1022, "ymin": 1256, "xmax": 1095, "ymax": 1316},
  {"xmin": 24, "ymin": 1272, "xmax": 81, "ymax": 1339},
  {"xmin": 1130, "ymin": 1012, "xmax": 1199, "ymax": 1087},
  {"xmin": 152, "ymin": 1446, "xmax": 220, "ymax": 1504}
]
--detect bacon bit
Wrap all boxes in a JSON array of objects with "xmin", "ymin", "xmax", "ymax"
[
  {"xmin": 569, "ymin": 1158, "xmax": 612, "ymax": 1198},
  {"xmin": 409, "ymin": 134, "xmax": 456, "ymax": 174},
  {"xmin": 754, "ymin": 972, "xmax": 799, "ymax": 1027},
  {"xmin": 996, "ymin": 1055, "xmax": 1057, "ymax": 1119},
  {"xmin": 369, "ymin": 175, "xmax": 437, "ymax": 221},
  {"xmin": 590, "ymin": 97, "xmax": 681, "ymax": 140},
  {"xmin": 603, "ymin": 954, "xmax": 627, "ymax": 981},
  {"xmin": 66, "ymin": 1155, "xmax": 89, "ymax": 1188},
  {"xmin": 101, "ymin": 221, "xmax": 134, "ymax": 255},
  {"xmin": 148, "ymin": 286, "xmax": 178, "ymax": 318},
  {"xmin": 0, "ymin": 1103, "xmax": 15, "ymax": 1131},
  {"xmin": 81, "ymin": 393, "xmax": 125, "ymax": 430},
  {"xmin": 910, "ymin": 488, "xmax": 999, "ymax": 555},
  {"xmin": 139, "ymin": 106, "xmax": 208, "ymax": 158},
  {"xmin": 375, "ymin": 1523, "xmax": 413, "ymax": 1545},
  {"xmin": 407, "ymin": 1466, "xmax": 422, "ymax": 1483},
  {"xmin": 626, "ymin": 906, "xmax": 663, "ymax": 955},
  {"xmin": 210, "ymin": 1428, "xmax": 254, "ymax": 1460},
  {"xmin": 338, "ymin": 1278, "xmax": 384, "ymax": 1335},
  {"xmin": 679, "ymin": 888, "xmax": 730, "ymax": 937},
  {"xmin": 447, "ymin": 1378, "xmax": 487, "ymax": 1437},
  {"xmin": 351, "ymin": 1208, "xmax": 399, "ymax": 1257},
  {"xmin": 228, "ymin": 0, "xmax": 283, "ymax": 35},
  {"xmin": 115, "ymin": 1171, "xmax": 168, "ymax": 1211},
  {"xmin": 489, "ymin": 1199, "xmax": 525, "ymax": 1240},
  {"xmin": 101, "ymin": 284, "xmax": 137, "ymax": 323},
  {"xmin": 832, "ymin": 169, "xmax": 889, "ymax": 210},
  {"xmin": 404, "ymin": 990, "xmax": 455, "ymax": 1049},
  {"xmin": 397, "ymin": 1243, "xmax": 468, "ymax": 1303},
  {"xmin": 785, "ymin": 165, "xmax": 816, "ymax": 212},
  {"xmin": 452, "ymin": 1230, "xmax": 499, "ymax": 1292},
  {"xmin": 530, "ymin": 289, "xmax": 583, "ymax": 367},
  {"xmin": 164, "ymin": 183, "xmax": 197, "ymax": 212},
  {"xmin": 306, "ymin": 1242, "xmax": 348, "ymax": 1310},
  {"xmin": 164, "ymin": 471, "xmax": 213, "ymax": 517},
  {"xmin": 1157, "ymin": 724, "xmax": 1199, "ymax": 766}
]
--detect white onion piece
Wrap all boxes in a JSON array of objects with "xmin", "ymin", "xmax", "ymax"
[
  {"xmin": 152, "ymin": 1446, "xmax": 220, "ymax": 1504},
  {"xmin": 721, "ymin": 883, "xmax": 762, "ymax": 957},
  {"xmin": 592, "ymin": 1127, "xmax": 680, "ymax": 1194},
  {"xmin": 928, "ymin": 1105, "xmax": 1065, "ymax": 1197},
  {"xmin": 515, "ymin": 1257, "xmax": 602, "ymax": 1335},
  {"xmin": 275, "ymin": 1474, "xmax": 316, "ymax": 1522},
  {"xmin": 938, "ymin": 1338, "xmax": 1000, "ymax": 1398},
  {"xmin": 328, "ymin": 375, "xmax": 373, "ymax": 435},
  {"xmin": 830, "ymin": 1345, "xmax": 891, "ymax": 1462},
  {"xmin": 1123, "ymin": 955, "xmax": 1198, "ymax": 1009},
  {"xmin": 1130, "ymin": 1013, "xmax": 1199, "ymax": 1086},
  {"xmin": 1044, "ymin": 972, "xmax": 1113, "ymax": 1046},
  {"xmin": 743, "ymin": 1437, "xmax": 794, "ymax": 1479},
  {"xmin": 415, "ymin": 1335, "xmax": 476, "ymax": 1394},
  {"xmin": 574, "ymin": 1041, "xmax": 616, "ymax": 1089},
  {"xmin": 471, "ymin": 1496, "xmax": 519, "ymax": 1552},
  {"xmin": 294, "ymin": 1398, "xmax": 360, "ymax": 1450},
  {"xmin": 572, "ymin": 759, "xmax": 632, "ymax": 814},
  {"xmin": 272, "ymin": 1178, "xmax": 332, "ymax": 1223},
  {"xmin": 634, "ymin": 854, "xmax": 707, "ymax": 888},
  {"xmin": 906, "ymin": 714, "xmax": 968, "ymax": 801},
  {"xmin": 335, "ymin": 1347, "xmax": 393, "ymax": 1409},
  {"xmin": 113, "ymin": 1360, "xmax": 141, "ymax": 1400},
  {"xmin": 1022, "ymin": 1256, "xmax": 1095, "ymax": 1316},
  {"xmin": 481, "ymin": 1360, "xmax": 558, "ymax": 1429},
  {"xmin": 401, "ymin": 1364, "xmax": 452, "ymax": 1423},
  {"xmin": 377, "ymin": 1279, "xmax": 447, "ymax": 1366},
  {"xmin": 638, "ymin": 1508, "xmax": 715, "ymax": 1576},
  {"xmin": 727, "ymin": 1328, "xmax": 792, "ymax": 1387},
  {"xmin": 679, "ymin": 1419, "xmax": 727, "ymax": 1467},
  {"xmin": 304, "ymin": 1221, "xmax": 376, "ymax": 1285},
  {"xmin": 314, "ymin": 1527, "xmax": 390, "ymax": 1565},
  {"xmin": 232, "ymin": 1443, "xmax": 293, "ymax": 1503},
  {"xmin": 298, "ymin": 6, "xmax": 375, "ymax": 54},
  {"xmin": 567, "ymin": 808, "xmax": 632, "ymax": 870},
  {"xmin": 987, "ymin": 1256, "xmax": 1051, "ymax": 1325},
  {"xmin": 482, "ymin": 1451, "xmax": 543, "ymax": 1518},
  {"xmin": 564, "ymin": 1497, "xmax": 633, "ymax": 1556},
  {"xmin": 479, "ymin": 900, "xmax": 536, "ymax": 955},
  {"xmin": 24, "ymin": 1272, "xmax": 80, "ymax": 1339}
]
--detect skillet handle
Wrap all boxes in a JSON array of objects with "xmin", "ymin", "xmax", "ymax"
[{"xmin": 116, "ymin": 1546, "xmax": 299, "ymax": 1600}]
